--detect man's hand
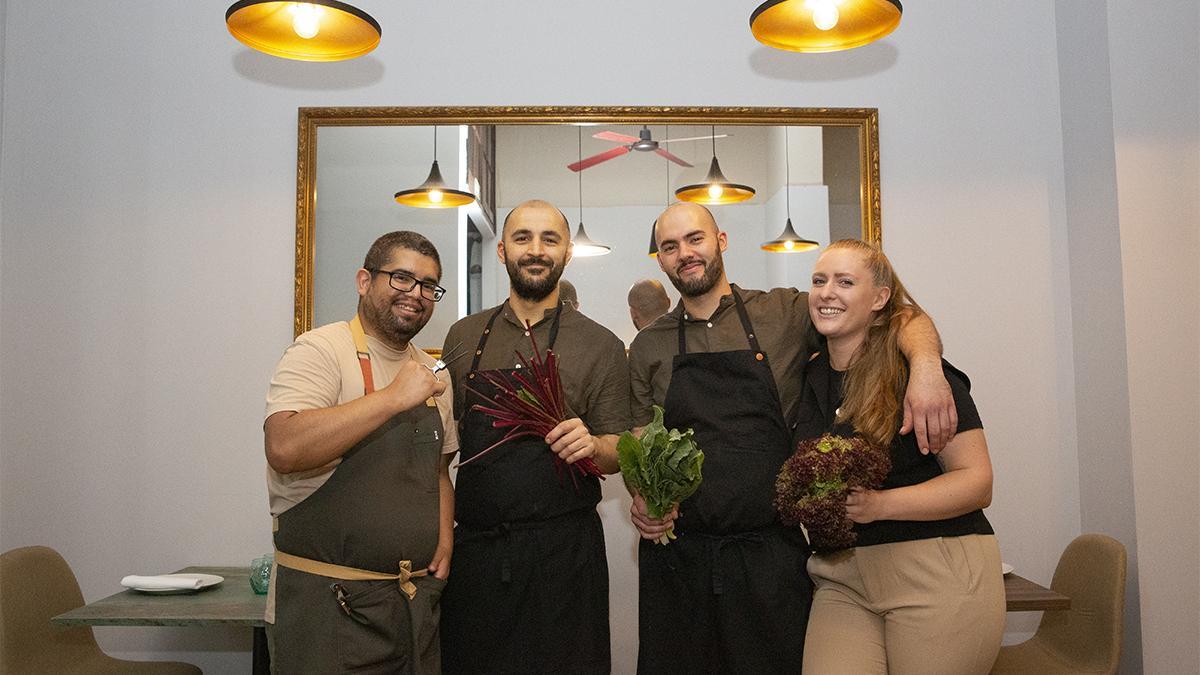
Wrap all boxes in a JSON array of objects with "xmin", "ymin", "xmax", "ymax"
[
  {"xmin": 428, "ymin": 542, "xmax": 451, "ymax": 580},
  {"xmin": 383, "ymin": 360, "xmax": 446, "ymax": 412},
  {"xmin": 546, "ymin": 418, "xmax": 595, "ymax": 465},
  {"xmin": 629, "ymin": 493, "xmax": 678, "ymax": 541},
  {"xmin": 900, "ymin": 359, "xmax": 956, "ymax": 454}
]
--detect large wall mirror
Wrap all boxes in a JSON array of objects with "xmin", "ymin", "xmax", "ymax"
[{"xmin": 295, "ymin": 107, "xmax": 881, "ymax": 348}]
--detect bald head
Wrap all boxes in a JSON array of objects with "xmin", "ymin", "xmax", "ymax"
[
  {"xmin": 628, "ymin": 279, "xmax": 671, "ymax": 331},
  {"xmin": 503, "ymin": 199, "xmax": 570, "ymax": 239},
  {"xmin": 653, "ymin": 202, "xmax": 718, "ymax": 247}
]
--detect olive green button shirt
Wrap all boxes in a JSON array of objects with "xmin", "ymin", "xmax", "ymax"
[
  {"xmin": 627, "ymin": 285, "xmax": 822, "ymax": 427},
  {"xmin": 442, "ymin": 301, "xmax": 632, "ymax": 436}
]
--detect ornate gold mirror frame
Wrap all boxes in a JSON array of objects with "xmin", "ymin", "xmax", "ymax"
[{"xmin": 294, "ymin": 106, "xmax": 882, "ymax": 337}]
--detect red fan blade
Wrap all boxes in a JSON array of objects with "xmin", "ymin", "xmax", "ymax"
[
  {"xmin": 655, "ymin": 148, "xmax": 693, "ymax": 168},
  {"xmin": 593, "ymin": 131, "xmax": 640, "ymax": 143},
  {"xmin": 568, "ymin": 145, "xmax": 631, "ymax": 172}
]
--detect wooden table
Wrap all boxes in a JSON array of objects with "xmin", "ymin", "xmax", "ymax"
[
  {"xmin": 1004, "ymin": 573, "xmax": 1070, "ymax": 612},
  {"xmin": 52, "ymin": 566, "xmax": 268, "ymax": 674}
]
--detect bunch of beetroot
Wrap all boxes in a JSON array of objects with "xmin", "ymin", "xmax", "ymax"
[
  {"xmin": 459, "ymin": 322, "xmax": 603, "ymax": 488},
  {"xmin": 774, "ymin": 433, "xmax": 891, "ymax": 551}
]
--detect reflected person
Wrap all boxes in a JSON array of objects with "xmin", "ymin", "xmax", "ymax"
[{"xmin": 628, "ymin": 278, "xmax": 670, "ymax": 331}]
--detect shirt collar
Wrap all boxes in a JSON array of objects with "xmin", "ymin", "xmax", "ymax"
[
  {"xmin": 674, "ymin": 284, "xmax": 744, "ymax": 322},
  {"xmin": 499, "ymin": 299, "xmax": 572, "ymax": 329}
]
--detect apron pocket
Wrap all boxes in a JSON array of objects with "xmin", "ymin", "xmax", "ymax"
[{"xmin": 334, "ymin": 579, "xmax": 411, "ymax": 673}]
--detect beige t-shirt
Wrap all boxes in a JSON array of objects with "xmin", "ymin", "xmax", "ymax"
[{"xmin": 263, "ymin": 321, "xmax": 459, "ymax": 517}]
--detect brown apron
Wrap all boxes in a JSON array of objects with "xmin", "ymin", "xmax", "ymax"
[{"xmin": 272, "ymin": 316, "xmax": 446, "ymax": 674}]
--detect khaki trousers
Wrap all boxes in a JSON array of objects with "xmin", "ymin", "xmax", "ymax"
[{"xmin": 803, "ymin": 534, "xmax": 1005, "ymax": 675}]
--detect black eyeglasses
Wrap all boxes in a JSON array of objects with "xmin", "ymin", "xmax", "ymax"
[{"xmin": 369, "ymin": 269, "xmax": 446, "ymax": 302}]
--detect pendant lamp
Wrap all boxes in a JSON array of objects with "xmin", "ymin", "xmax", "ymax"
[
  {"xmin": 225, "ymin": 1, "xmax": 381, "ymax": 62},
  {"xmin": 762, "ymin": 127, "xmax": 820, "ymax": 253},
  {"xmin": 750, "ymin": 0, "xmax": 902, "ymax": 53},
  {"xmin": 394, "ymin": 127, "xmax": 477, "ymax": 209},
  {"xmin": 675, "ymin": 126, "xmax": 756, "ymax": 205},
  {"xmin": 572, "ymin": 128, "xmax": 611, "ymax": 257}
]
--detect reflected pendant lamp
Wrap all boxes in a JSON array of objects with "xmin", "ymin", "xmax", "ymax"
[
  {"xmin": 572, "ymin": 128, "xmax": 611, "ymax": 257},
  {"xmin": 225, "ymin": 1, "xmax": 381, "ymax": 62},
  {"xmin": 750, "ymin": 0, "xmax": 902, "ymax": 53},
  {"xmin": 395, "ymin": 127, "xmax": 477, "ymax": 209},
  {"xmin": 675, "ymin": 127, "xmax": 756, "ymax": 205},
  {"xmin": 762, "ymin": 127, "xmax": 820, "ymax": 253}
]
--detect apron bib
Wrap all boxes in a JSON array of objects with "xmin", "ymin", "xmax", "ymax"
[
  {"xmin": 637, "ymin": 291, "xmax": 812, "ymax": 674},
  {"xmin": 273, "ymin": 316, "xmax": 446, "ymax": 674}
]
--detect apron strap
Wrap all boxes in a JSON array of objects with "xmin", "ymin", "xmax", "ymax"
[
  {"xmin": 469, "ymin": 301, "xmax": 566, "ymax": 373},
  {"xmin": 730, "ymin": 290, "xmax": 765, "ymax": 356},
  {"xmin": 275, "ymin": 549, "xmax": 428, "ymax": 601},
  {"xmin": 349, "ymin": 314, "xmax": 376, "ymax": 394},
  {"xmin": 676, "ymin": 288, "xmax": 763, "ymax": 356}
]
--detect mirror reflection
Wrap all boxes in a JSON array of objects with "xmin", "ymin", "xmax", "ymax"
[{"xmin": 300, "ymin": 108, "xmax": 880, "ymax": 348}]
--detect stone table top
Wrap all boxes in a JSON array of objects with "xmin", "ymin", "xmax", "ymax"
[{"xmin": 53, "ymin": 566, "xmax": 266, "ymax": 628}]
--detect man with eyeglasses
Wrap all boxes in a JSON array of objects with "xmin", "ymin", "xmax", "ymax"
[
  {"xmin": 439, "ymin": 200, "xmax": 632, "ymax": 675},
  {"xmin": 263, "ymin": 231, "xmax": 458, "ymax": 673}
]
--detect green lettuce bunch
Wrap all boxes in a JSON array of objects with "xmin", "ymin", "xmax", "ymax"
[{"xmin": 618, "ymin": 405, "xmax": 704, "ymax": 544}]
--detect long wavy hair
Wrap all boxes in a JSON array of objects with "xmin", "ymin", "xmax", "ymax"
[{"xmin": 824, "ymin": 239, "xmax": 925, "ymax": 447}]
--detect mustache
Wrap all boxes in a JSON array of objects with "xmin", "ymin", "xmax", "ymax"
[
  {"xmin": 675, "ymin": 257, "xmax": 704, "ymax": 274},
  {"xmin": 519, "ymin": 255, "xmax": 554, "ymax": 268}
]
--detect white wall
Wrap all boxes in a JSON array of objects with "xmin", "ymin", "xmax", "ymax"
[
  {"xmin": 1105, "ymin": 1, "xmax": 1200, "ymax": 672},
  {"xmin": 2, "ymin": 1, "xmax": 1197, "ymax": 672}
]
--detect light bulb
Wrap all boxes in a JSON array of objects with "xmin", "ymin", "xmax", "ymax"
[
  {"xmin": 784, "ymin": 240, "xmax": 796, "ymax": 250},
  {"xmin": 811, "ymin": 2, "xmax": 839, "ymax": 31},
  {"xmin": 290, "ymin": 3, "xmax": 322, "ymax": 39},
  {"xmin": 427, "ymin": 189, "xmax": 444, "ymax": 203},
  {"xmin": 707, "ymin": 184, "xmax": 724, "ymax": 200}
]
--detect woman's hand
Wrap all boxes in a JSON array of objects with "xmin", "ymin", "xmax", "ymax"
[{"xmin": 845, "ymin": 487, "xmax": 888, "ymax": 524}]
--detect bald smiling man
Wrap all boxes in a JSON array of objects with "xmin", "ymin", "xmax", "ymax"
[
  {"xmin": 439, "ymin": 200, "xmax": 631, "ymax": 675},
  {"xmin": 625, "ymin": 202, "xmax": 956, "ymax": 673}
]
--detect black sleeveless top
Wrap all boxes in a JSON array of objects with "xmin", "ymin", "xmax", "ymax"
[{"xmin": 791, "ymin": 351, "xmax": 993, "ymax": 550}]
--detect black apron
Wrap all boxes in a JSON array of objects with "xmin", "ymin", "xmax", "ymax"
[
  {"xmin": 442, "ymin": 303, "xmax": 610, "ymax": 675},
  {"xmin": 637, "ymin": 290, "xmax": 813, "ymax": 674},
  {"xmin": 273, "ymin": 320, "xmax": 446, "ymax": 674}
]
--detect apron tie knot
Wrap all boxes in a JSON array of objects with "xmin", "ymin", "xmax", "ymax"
[
  {"xmin": 397, "ymin": 560, "xmax": 428, "ymax": 600},
  {"xmin": 707, "ymin": 532, "xmax": 767, "ymax": 595}
]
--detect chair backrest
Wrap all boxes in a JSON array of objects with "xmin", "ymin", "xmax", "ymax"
[
  {"xmin": 0, "ymin": 545, "xmax": 104, "ymax": 672},
  {"xmin": 1037, "ymin": 533, "xmax": 1127, "ymax": 673}
]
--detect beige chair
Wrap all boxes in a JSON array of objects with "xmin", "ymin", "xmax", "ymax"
[
  {"xmin": 1, "ymin": 545, "xmax": 201, "ymax": 674},
  {"xmin": 991, "ymin": 533, "xmax": 1127, "ymax": 674}
]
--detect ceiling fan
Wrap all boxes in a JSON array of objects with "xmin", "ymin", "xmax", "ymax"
[{"xmin": 567, "ymin": 126, "xmax": 729, "ymax": 172}]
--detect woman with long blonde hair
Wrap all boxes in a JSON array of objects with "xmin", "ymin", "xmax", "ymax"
[{"xmin": 793, "ymin": 239, "xmax": 1004, "ymax": 674}]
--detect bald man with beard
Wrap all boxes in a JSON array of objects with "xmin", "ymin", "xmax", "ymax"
[
  {"xmin": 439, "ymin": 200, "xmax": 631, "ymax": 675},
  {"xmin": 625, "ymin": 203, "xmax": 957, "ymax": 673}
]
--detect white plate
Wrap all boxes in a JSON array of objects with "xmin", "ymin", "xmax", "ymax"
[
  {"xmin": 1001, "ymin": 562, "xmax": 1014, "ymax": 576},
  {"xmin": 131, "ymin": 573, "xmax": 224, "ymax": 594}
]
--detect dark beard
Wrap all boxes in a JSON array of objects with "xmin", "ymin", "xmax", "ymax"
[
  {"xmin": 667, "ymin": 254, "xmax": 725, "ymax": 297},
  {"xmin": 506, "ymin": 255, "xmax": 564, "ymax": 302},
  {"xmin": 360, "ymin": 296, "xmax": 425, "ymax": 348}
]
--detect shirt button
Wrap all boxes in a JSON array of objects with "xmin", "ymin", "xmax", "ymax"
[
  {"xmin": 524, "ymin": 331, "xmax": 530, "ymax": 336},
  {"xmin": 706, "ymin": 322, "xmax": 713, "ymax": 328}
]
